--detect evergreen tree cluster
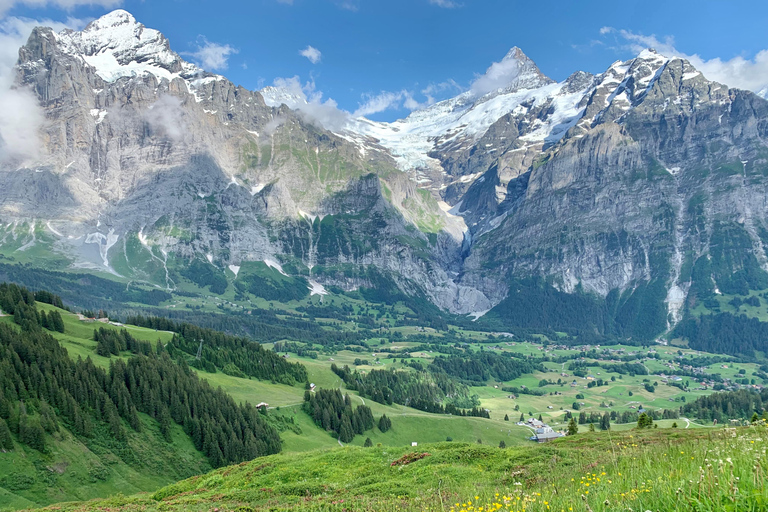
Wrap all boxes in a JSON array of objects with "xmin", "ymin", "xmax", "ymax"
[
  {"xmin": 330, "ymin": 364, "xmax": 489, "ymax": 418},
  {"xmin": 94, "ymin": 327, "xmax": 154, "ymax": 357},
  {"xmin": 378, "ymin": 413, "xmax": 392, "ymax": 432},
  {"xmin": 125, "ymin": 315, "xmax": 307, "ymax": 385},
  {"xmin": 114, "ymin": 355, "xmax": 281, "ymax": 466},
  {"xmin": 679, "ymin": 388, "xmax": 768, "ymax": 423},
  {"xmin": 125, "ymin": 308, "xmax": 369, "ymax": 348},
  {"xmin": 0, "ymin": 292, "xmax": 282, "ymax": 467},
  {"xmin": 0, "ymin": 283, "xmax": 63, "ymax": 333},
  {"xmin": 302, "ymin": 389, "xmax": 375, "ymax": 442},
  {"xmin": 674, "ymin": 313, "xmax": 768, "ymax": 357},
  {"xmin": 429, "ymin": 352, "xmax": 541, "ymax": 383}
]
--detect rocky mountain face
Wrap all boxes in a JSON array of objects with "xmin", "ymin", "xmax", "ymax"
[
  {"xmin": 1, "ymin": 10, "xmax": 480, "ymax": 312},
  {"xmin": 3, "ymin": 10, "xmax": 768, "ymax": 339}
]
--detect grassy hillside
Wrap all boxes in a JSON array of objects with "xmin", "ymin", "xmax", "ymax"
[
  {"xmin": 29, "ymin": 425, "xmax": 768, "ymax": 512},
  {"xmin": 0, "ymin": 414, "xmax": 209, "ymax": 511}
]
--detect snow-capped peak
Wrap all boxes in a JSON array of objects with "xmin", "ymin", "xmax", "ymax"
[
  {"xmin": 54, "ymin": 9, "xmax": 200, "ymax": 83},
  {"xmin": 260, "ymin": 85, "xmax": 307, "ymax": 109},
  {"xmin": 469, "ymin": 46, "xmax": 554, "ymax": 99}
]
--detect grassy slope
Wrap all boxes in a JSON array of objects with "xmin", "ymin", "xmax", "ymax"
[
  {"xmin": 30, "ymin": 425, "xmax": 768, "ymax": 512},
  {"xmin": 0, "ymin": 308, "xmax": 209, "ymax": 511},
  {"xmin": 0, "ymin": 413, "xmax": 209, "ymax": 512},
  {"xmin": 38, "ymin": 307, "xmax": 537, "ymax": 452}
]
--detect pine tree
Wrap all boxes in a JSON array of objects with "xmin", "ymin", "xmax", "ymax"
[
  {"xmin": 519, "ymin": 413, "xmax": 525, "ymax": 422},
  {"xmin": 40, "ymin": 310, "xmax": 50, "ymax": 330},
  {"xmin": 498, "ymin": 440, "xmax": 506, "ymax": 448},
  {"xmin": 378, "ymin": 414, "xmax": 391, "ymax": 433},
  {"xmin": 600, "ymin": 412, "xmax": 610, "ymax": 431},
  {"xmin": 363, "ymin": 437, "xmax": 373, "ymax": 447},
  {"xmin": 538, "ymin": 414, "xmax": 543, "ymax": 422},
  {"xmin": 504, "ymin": 414, "xmax": 509, "ymax": 421},
  {"xmin": 0, "ymin": 418, "xmax": 13, "ymax": 450},
  {"xmin": 637, "ymin": 413, "xmax": 653, "ymax": 429},
  {"xmin": 49, "ymin": 310, "xmax": 61, "ymax": 331},
  {"xmin": 339, "ymin": 415, "xmax": 354, "ymax": 443},
  {"xmin": 588, "ymin": 423, "xmax": 595, "ymax": 432},
  {"xmin": 567, "ymin": 417, "xmax": 578, "ymax": 436},
  {"xmin": 671, "ymin": 422, "xmax": 678, "ymax": 428},
  {"xmin": 751, "ymin": 412, "xmax": 759, "ymax": 423}
]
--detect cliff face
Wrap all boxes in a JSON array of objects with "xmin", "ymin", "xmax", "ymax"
[
  {"xmin": 458, "ymin": 52, "xmax": 768, "ymax": 333},
  {"xmin": 1, "ymin": 11, "xmax": 482, "ymax": 313},
  {"xmin": 3, "ymin": 11, "xmax": 768, "ymax": 334}
]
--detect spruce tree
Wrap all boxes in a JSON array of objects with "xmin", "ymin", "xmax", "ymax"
[
  {"xmin": 637, "ymin": 412, "xmax": 653, "ymax": 429},
  {"xmin": 588, "ymin": 423, "xmax": 595, "ymax": 432},
  {"xmin": 519, "ymin": 413, "xmax": 525, "ymax": 422},
  {"xmin": 0, "ymin": 418, "xmax": 13, "ymax": 450},
  {"xmin": 567, "ymin": 417, "xmax": 578, "ymax": 436},
  {"xmin": 504, "ymin": 414, "xmax": 509, "ymax": 421},
  {"xmin": 600, "ymin": 412, "xmax": 610, "ymax": 431},
  {"xmin": 498, "ymin": 440, "xmax": 506, "ymax": 448},
  {"xmin": 363, "ymin": 437, "xmax": 373, "ymax": 447},
  {"xmin": 378, "ymin": 414, "xmax": 391, "ymax": 433}
]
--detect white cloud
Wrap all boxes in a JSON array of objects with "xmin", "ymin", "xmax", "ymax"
[
  {"xmin": 265, "ymin": 76, "xmax": 350, "ymax": 131},
  {"xmin": 470, "ymin": 50, "xmax": 527, "ymax": 97},
  {"xmin": 262, "ymin": 76, "xmax": 433, "ymax": 129},
  {"xmin": 299, "ymin": 45, "xmax": 321, "ymax": 64},
  {"xmin": 353, "ymin": 91, "xmax": 404, "ymax": 117},
  {"xmin": 0, "ymin": 16, "xmax": 87, "ymax": 166},
  {"xmin": 429, "ymin": 0, "xmax": 461, "ymax": 7},
  {"xmin": 420, "ymin": 79, "xmax": 461, "ymax": 104},
  {"xmin": 184, "ymin": 37, "xmax": 238, "ymax": 72},
  {"xmin": 145, "ymin": 95, "xmax": 185, "ymax": 141},
  {"xmin": 603, "ymin": 27, "xmax": 768, "ymax": 96},
  {"xmin": 0, "ymin": 0, "xmax": 120, "ymax": 16}
]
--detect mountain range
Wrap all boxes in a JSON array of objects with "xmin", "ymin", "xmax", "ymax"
[{"xmin": 3, "ymin": 9, "xmax": 768, "ymax": 340}]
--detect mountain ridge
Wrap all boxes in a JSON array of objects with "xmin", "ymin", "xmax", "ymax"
[{"xmin": 2, "ymin": 9, "xmax": 768, "ymax": 337}]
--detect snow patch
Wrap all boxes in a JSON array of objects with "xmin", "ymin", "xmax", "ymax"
[
  {"xmin": 228, "ymin": 264, "xmax": 240, "ymax": 277},
  {"xmin": 308, "ymin": 280, "xmax": 328, "ymax": 296},
  {"xmin": 85, "ymin": 229, "xmax": 119, "ymax": 267},
  {"xmin": 46, "ymin": 221, "xmax": 63, "ymax": 237},
  {"xmin": 264, "ymin": 258, "xmax": 288, "ymax": 276},
  {"xmin": 205, "ymin": 253, "xmax": 213, "ymax": 264},
  {"xmin": 250, "ymin": 184, "xmax": 265, "ymax": 195},
  {"xmin": 469, "ymin": 310, "xmax": 490, "ymax": 321}
]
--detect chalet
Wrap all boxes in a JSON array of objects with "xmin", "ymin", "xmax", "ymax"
[
  {"xmin": 532, "ymin": 427, "xmax": 564, "ymax": 443},
  {"xmin": 256, "ymin": 402, "xmax": 269, "ymax": 409}
]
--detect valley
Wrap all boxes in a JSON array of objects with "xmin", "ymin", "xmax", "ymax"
[
  {"xmin": 0, "ymin": 5, "xmax": 767, "ymax": 511},
  {"xmin": 0, "ymin": 279, "xmax": 764, "ymax": 510}
]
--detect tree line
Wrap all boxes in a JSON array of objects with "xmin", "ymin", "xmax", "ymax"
[
  {"xmin": 302, "ymin": 388, "xmax": 375, "ymax": 442},
  {"xmin": 0, "ymin": 283, "xmax": 282, "ymax": 467},
  {"xmin": 124, "ymin": 314, "xmax": 308, "ymax": 385},
  {"xmin": 429, "ymin": 351, "xmax": 541, "ymax": 384}
]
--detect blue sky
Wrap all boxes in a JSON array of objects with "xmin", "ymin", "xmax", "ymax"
[{"xmin": 2, "ymin": 0, "xmax": 768, "ymax": 121}]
